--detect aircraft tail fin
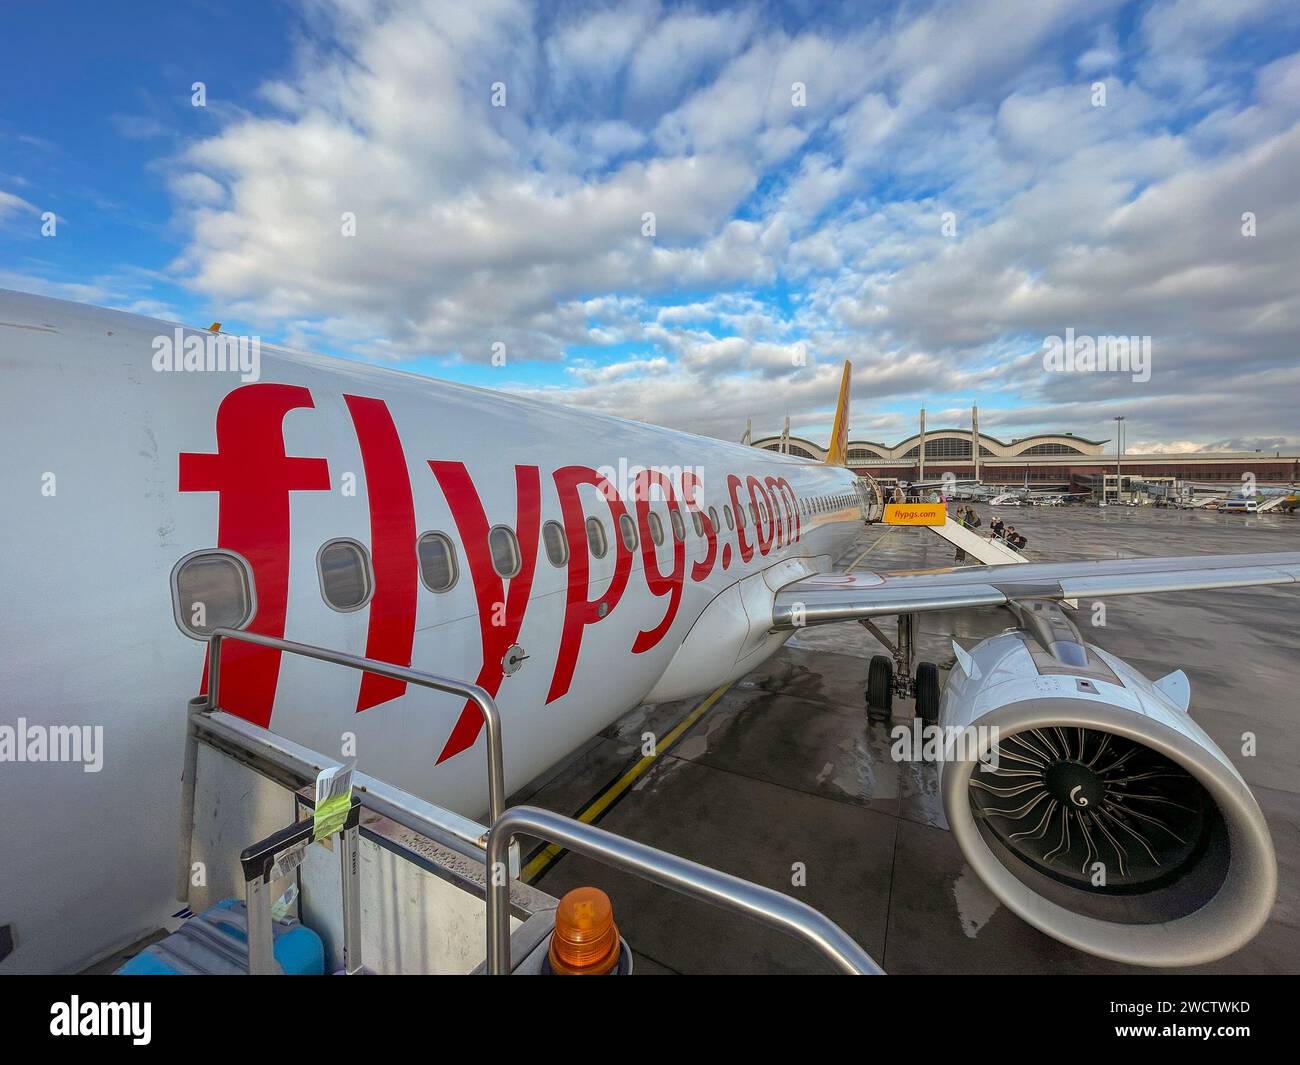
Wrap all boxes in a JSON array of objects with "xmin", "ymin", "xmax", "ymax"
[{"xmin": 824, "ymin": 360, "xmax": 851, "ymax": 466}]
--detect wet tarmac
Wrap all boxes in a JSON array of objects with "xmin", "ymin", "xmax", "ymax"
[{"xmin": 510, "ymin": 504, "xmax": 1300, "ymax": 974}]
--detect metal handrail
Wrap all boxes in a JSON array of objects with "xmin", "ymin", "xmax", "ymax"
[
  {"xmin": 198, "ymin": 632, "xmax": 883, "ymax": 973},
  {"xmin": 485, "ymin": 806, "xmax": 883, "ymax": 975},
  {"xmin": 205, "ymin": 628, "xmax": 505, "ymax": 825}
]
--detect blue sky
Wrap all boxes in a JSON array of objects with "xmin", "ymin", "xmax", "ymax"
[{"xmin": 3, "ymin": 0, "xmax": 1299, "ymax": 451}]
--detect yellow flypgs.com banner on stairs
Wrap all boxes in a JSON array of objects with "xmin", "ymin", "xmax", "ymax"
[{"xmin": 884, "ymin": 503, "xmax": 947, "ymax": 526}]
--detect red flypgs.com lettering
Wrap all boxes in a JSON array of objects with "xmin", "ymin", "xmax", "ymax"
[{"xmin": 180, "ymin": 384, "xmax": 801, "ymax": 761}]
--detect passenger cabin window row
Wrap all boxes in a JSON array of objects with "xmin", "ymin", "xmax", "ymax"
[
  {"xmin": 318, "ymin": 538, "xmax": 372, "ymax": 611},
  {"xmin": 489, "ymin": 525, "xmax": 522, "ymax": 578},
  {"xmin": 171, "ymin": 486, "xmax": 859, "ymax": 640},
  {"xmin": 795, "ymin": 490, "xmax": 863, "ymax": 517},
  {"xmin": 170, "ymin": 549, "xmax": 256, "ymax": 640},
  {"xmin": 543, "ymin": 520, "xmax": 568, "ymax": 566},
  {"xmin": 618, "ymin": 513, "xmax": 638, "ymax": 552},
  {"xmin": 418, "ymin": 531, "xmax": 458, "ymax": 591},
  {"xmin": 670, "ymin": 509, "xmax": 685, "ymax": 542}
]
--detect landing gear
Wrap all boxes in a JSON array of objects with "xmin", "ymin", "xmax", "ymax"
[
  {"xmin": 861, "ymin": 613, "xmax": 943, "ymax": 722},
  {"xmin": 866, "ymin": 655, "xmax": 893, "ymax": 719},
  {"xmin": 915, "ymin": 661, "xmax": 940, "ymax": 723}
]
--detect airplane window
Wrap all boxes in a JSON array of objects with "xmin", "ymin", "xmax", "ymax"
[
  {"xmin": 318, "ymin": 538, "xmax": 373, "ymax": 612},
  {"xmin": 670, "ymin": 509, "xmax": 685, "ymax": 541},
  {"xmin": 417, "ymin": 532, "xmax": 458, "ymax": 592},
  {"xmin": 707, "ymin": 506, "xmax": 719, "ymax": 533},
  {"xmin": 170, "ymin": 549, "xmax": 255, "ymax": 640},
  {"xmin": 542, "ymin": 520, "xmax": 568, "ymax": 567},
  {"xmin": 737, "ymin": 502, "xmax": 747, "ymax": 528},
  {"xmin": 648, "ymin": 511, "xmax": 665, "ymax": 546},
  {"xmin": 691, "ymin": 510, "xmax": 704, "ymax": 537},
  {"xmin": 750, "ymin": 503, "xmax": 758, "ymax": 524},
  {"xmin": 489, "ymin": 525, "xmax": 522, "ymax": 578},
  {"xmin": 619, "ymin": 513, "xmax": 638, "ymax": 551},
  {"xmin": 587, "ymin": 516, "xmax": 608, "ymax": 559},
  {"xmin": 724, "ymin": 505, "xmax": 734, "ymax": 530},
  {"xmin": 759, "ymin": 502, "xmax": 768, "ymax": 524}
]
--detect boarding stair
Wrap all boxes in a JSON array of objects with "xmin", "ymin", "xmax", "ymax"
[{"xmin": 171, "ymin": 629, "xmax": 883, "ymax": 975}]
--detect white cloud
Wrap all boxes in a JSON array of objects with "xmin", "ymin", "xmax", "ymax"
[
  {"xmin": 1138, "ymin": 0, "xmax": 1300, "ymax": 99},
  {"xmin": 0, "ymin": 269, "xmax": 180, "ymax": 322},
  {"xmin": 626, "ymin": 7, "xmax": 757, "ymax": 111},
  {"xmin": 1077, "ymin": 26, "xmax": 1120, "ymax": 74},
  {"xmin": 111, "ymin": 114, "xmax": 172, "ymax": 140},
  {"xmin": 0, "ymin": 189, "xmax": 36, "ymax": 219},
  {"xmin": 150, "ymin": 0, "xmax": 1300, "ymax": 449}
]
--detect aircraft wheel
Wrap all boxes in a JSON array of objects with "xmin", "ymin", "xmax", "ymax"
[
  {"xmin": 915, "ymin": 661, "xmax": 940, "ymax": 723},
  {"xmin": 866, "ymin": 655, "xmax": 893, "ymax": 717}
]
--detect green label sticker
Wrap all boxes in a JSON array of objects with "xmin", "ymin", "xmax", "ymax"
[{"xmin": 314, "ymin": 762, "xmax": 354, "ymax": 841}]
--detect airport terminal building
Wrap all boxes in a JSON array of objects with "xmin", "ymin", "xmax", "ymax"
[{"xmin": 751, "ymin": 426, "xmax": 1300, "ymax": 496}]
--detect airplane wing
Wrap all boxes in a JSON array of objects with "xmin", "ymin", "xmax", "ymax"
[{"xmin": 771, "ymin": 552, "xmax": 1300, "ymax": 627}]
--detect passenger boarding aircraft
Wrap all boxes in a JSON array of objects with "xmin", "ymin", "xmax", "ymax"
[{"xmin": 3, "ymin": 289, "xmax": 1298, "ymax": 973}]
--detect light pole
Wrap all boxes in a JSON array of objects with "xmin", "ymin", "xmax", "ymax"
[{"xmin": 1114, "ymin": 416, "xmax": 1125, "ymax": 502}]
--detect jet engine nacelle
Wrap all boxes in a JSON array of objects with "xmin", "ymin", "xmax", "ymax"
[{"xmin": 938, "ymin": 628, "xmax": 1276, "ymax": 967}]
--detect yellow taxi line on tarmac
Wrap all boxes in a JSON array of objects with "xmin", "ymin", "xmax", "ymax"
[{"xmin": 520, "ymin": 681, "xmax": 733, "ymax": 884}]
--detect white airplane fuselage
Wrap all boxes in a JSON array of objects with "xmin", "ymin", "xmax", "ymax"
[{"xmin": 0, "ymin": 290, "xmax": 869, "ymax": 971}]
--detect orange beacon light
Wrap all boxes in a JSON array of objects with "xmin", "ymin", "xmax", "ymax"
[{"xmin": 546, "ymin": 887, "xmax": 624, "ymax": 975}]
